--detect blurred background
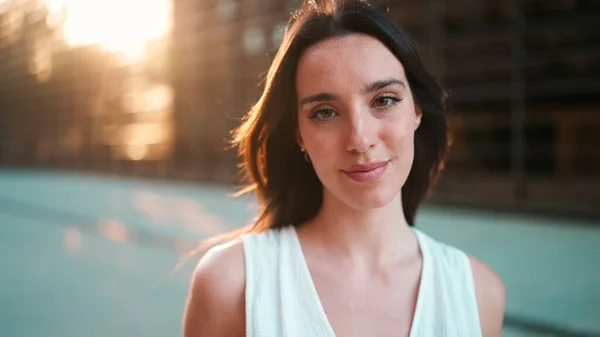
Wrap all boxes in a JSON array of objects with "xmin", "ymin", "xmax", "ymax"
[{"xmin": 0, "ymin": 0, "xmax": 598, "ymax": 336}]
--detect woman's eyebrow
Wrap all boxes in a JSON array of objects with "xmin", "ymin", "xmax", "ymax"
[
  {"xmin": 299, "ymin": 93, "xmax": 337, "ymax": 107},
  {"xmin": 365, "ymin": 78, "xmax": 406, "ymax": 93}
]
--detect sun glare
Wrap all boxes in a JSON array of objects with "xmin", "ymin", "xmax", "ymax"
[{"xmin": 45, "ymin": 0, "xmax": 172, "ymax": 61}]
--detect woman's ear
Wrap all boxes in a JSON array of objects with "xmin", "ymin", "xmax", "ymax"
[
  {"xmin": 296, "ymin": 129, "xmax": 304, "ymax": 150},
  {"xmin": 415, "ymin": 106, "xmax": 422, "ymax": 130}
]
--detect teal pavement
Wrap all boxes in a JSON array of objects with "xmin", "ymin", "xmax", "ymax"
[{"xmin": 0, "ymin": 170, "xmax": 598, "ymax": 337}]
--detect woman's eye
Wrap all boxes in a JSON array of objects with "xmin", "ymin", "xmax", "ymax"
[
  {"xmin": 310, "ymin": 109, "xmax": 337, "ymax": 120},
  {"xmin": 373, "ymin": 96, "xmax": 401, "ymax": 108}
]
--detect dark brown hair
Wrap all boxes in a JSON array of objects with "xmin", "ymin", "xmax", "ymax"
[{"xmin": 230, "ymin": 0, "xmax": 448, "ymax": 234}]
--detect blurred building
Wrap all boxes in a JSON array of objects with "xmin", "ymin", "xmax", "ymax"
[{"xmin": 1, "ymin": 0, "xmax": 599, "ymax": 218}]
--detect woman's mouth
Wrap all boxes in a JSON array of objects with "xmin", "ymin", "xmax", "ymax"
[{"xmin": 342, "ymin": 160, "xmax": 390, "ymax": 182}]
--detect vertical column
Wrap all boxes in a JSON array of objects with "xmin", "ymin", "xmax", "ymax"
[
  {"xmin": 429, "ymin": 0, "xmax": 446, "ymax": 79},
  {"xmin": 510, "ymin": 0, "xmax": 526, "ymax": 200}
]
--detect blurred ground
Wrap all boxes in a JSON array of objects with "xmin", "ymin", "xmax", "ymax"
[{"xmin": 0, "ymin": 169, "xmax": 598, "ymax": 337}]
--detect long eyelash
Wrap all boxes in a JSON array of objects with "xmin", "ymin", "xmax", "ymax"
[
  {"xmin": 375, "ymin": 95, "xmax": 402, "ymax": 110},
  {"xmin": 378, "ymin": 94, "xmax": 402, "ymax": 101},
  {"xmin": 308, "ymin": 108, "xmax": 336, "ymax": 120}
]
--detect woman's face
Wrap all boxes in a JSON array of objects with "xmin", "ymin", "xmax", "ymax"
[{"xmin": 296, "ymin": 34, "xmax": 421, "ymax": 210}]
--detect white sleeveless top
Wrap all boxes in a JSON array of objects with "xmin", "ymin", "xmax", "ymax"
[{"xmin": 241, "ymin": 226, "xmax": 482, "ymax": 337}]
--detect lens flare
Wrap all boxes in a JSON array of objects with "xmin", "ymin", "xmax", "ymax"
[{"xmin": 45, "ymin": 0, "xmax": 172, "ymax": 61}]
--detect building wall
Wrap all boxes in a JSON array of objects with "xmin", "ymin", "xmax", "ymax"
[{"xmin": 1, "ymin": 0, "xmax": 599, "ymax": 216}]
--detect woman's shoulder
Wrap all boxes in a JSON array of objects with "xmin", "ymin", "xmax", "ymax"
[
  {"xmin": 416, "ymin": 229, "xmax": 505, "ymax": 336},
  {"xmin": 183, "ymin": 239, "xmax": 246, "ymax": 337},
  {"xmin": 185, "ymin": 226, "xmax": 288, "ymax": 301},
  {"xmin": 468, "ymin": 255, "xmax": 506, "ymax": 337},
  {"xmin": 191, "ymin": 238, "xmax": 246, "ymax": 291}
]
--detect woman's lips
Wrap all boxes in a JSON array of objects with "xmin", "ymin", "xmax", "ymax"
[{"xmin": 342, "ymin": 161, "xmax": 389, "ymax": 182}]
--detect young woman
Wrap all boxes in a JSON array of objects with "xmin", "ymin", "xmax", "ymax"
[{"xmin": 183, "ymin": 1, "xmax": 505, "ymax": 336}]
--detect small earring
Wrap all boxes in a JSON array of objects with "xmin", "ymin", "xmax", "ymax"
[{"xmin": 300, "ymin": 147, "xmax": 310, "ymax": 163}]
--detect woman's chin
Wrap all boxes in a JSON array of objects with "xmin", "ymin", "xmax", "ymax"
[{"xmin": 341, "ymin": 187, "xmax": 400, "ymax": 211}]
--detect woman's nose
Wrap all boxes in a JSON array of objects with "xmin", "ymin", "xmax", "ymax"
[{"xmin": 345, "ymin": 114, "xmax": 376, "ymax": 154}]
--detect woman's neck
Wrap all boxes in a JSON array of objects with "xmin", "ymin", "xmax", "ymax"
[{"xmin": 298, "ymin": 189, "xmax": 417, "ymax": 269}]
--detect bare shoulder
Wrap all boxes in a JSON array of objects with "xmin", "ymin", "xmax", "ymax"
[
  {"xmin": 183, "ymin": 239, "xmax": 246, "ymax": 337},
  {"xmin": 468, "ymin": 255, "xmax": 506, "ymax": 337}
]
